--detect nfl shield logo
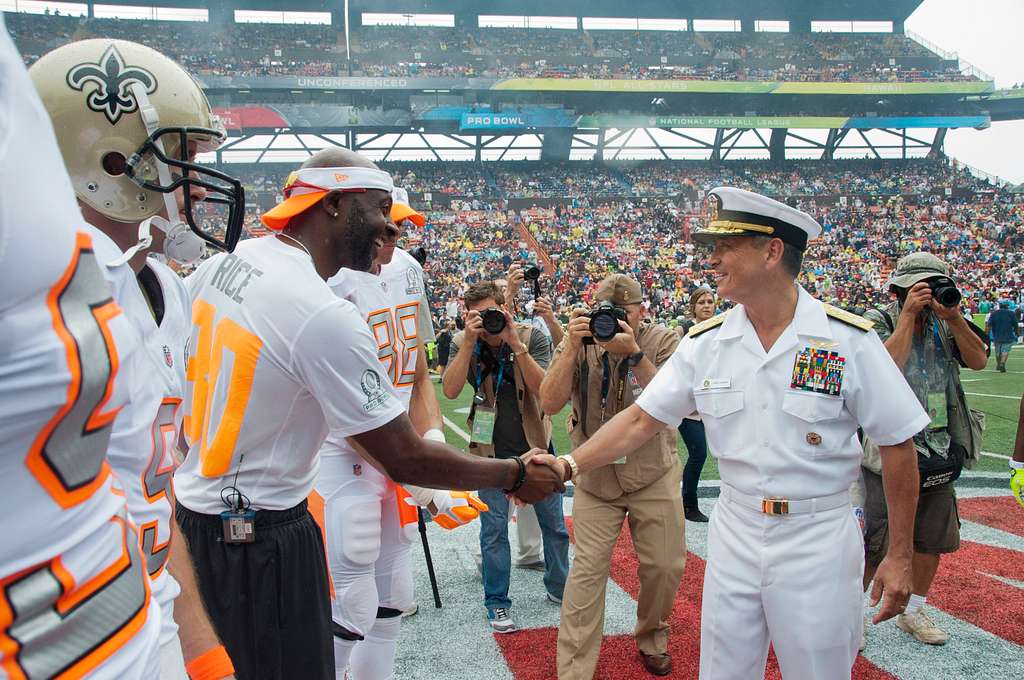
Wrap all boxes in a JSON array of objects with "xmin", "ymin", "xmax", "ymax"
[{"xmin": 162, "ymin": 345, "xmax": 173, "ymax": 367}]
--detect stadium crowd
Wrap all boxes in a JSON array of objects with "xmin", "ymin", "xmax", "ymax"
[
  {"xmin": 203, "ymin": 159, "xmax": 1022, "ymax": 328},
  {"xmin": 7, "ymin": 12, "xmax": 972, "ymax": 82}
]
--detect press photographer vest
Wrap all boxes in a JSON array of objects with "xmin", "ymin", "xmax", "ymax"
[{"xmin": 561, "ymin": 321, "xmax": 680, "ymax": 501}]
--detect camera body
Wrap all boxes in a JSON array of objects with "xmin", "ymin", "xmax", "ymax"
[
  {"xmin": 584, "ymin": 301, "xmax": 627, "ymax": 344},
  {"xmin": 928, "ymin": 277, "xmax": 962, "ymax": 309},
  {"xmin": 523, "ymin": 264, "xmax": 542, "ymax": 282},
  {"xmin": 480, "ymin": 307, "xmax": 507, "ymax": 335}
]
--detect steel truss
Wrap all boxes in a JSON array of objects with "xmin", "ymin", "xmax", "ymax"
[{"xmin": 202, "ymin": 126, "xmax": 943, "ymax": 164}]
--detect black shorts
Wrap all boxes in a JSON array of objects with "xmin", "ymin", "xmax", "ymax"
[
  {"xmin": 177, "ymin": 500, "xmax": 334, "ymax": 680},
  {"xmin": 863, "ymin": 469, "xmax": 961, "ymax": 568}
]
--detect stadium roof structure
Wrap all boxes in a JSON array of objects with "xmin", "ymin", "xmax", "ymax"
[{"xmin": 91, "ymin": 0, "xmax": 927, "ymax": 22}]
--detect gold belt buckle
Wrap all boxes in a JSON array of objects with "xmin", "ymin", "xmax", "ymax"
[{"xmin": 761, "ymin": 498, "xmax": 790, "ymax": 515}]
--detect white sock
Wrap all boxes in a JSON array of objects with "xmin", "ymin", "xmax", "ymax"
[
  {"xmin": 334, "ymin": 636, "xmax": 357, "ymax": 679},
  {"xmin": 350, "ymin": 616, "xmax": 401, "ymax": 680},
  {"xmin": 905, "ymin": 593, "xmax": 926, "ymax": 615}
]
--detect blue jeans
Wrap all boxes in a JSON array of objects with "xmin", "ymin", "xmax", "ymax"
[
  {"xmin": 679, "ymin": 418, "xmax": 708, "ymax": 509},
  {"xmin": 478, "ymin": 486, "xmax": 569, "ymax": 612}
]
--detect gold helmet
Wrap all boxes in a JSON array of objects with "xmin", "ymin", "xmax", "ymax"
[{"xmin": 29, "ymin": 39, "xmax": 244, "ymax": 257}]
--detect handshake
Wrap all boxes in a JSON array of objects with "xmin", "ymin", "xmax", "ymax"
[{"xmin": 508, "ymin": 450, "xmax": 569, "ymax": 505}]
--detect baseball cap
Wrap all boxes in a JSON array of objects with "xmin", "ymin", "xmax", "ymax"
[
  {"xmin": 693, "ymin": 187, "xmax": 821, "ymax": 252},
  {"xmin": 887, "ymin": 252, "xmax": 951, "ymax": 290},
  {"xmin": 595, "ymin": 274, "xmax": 643, "ymax": 306},
  {"xmin": 261, "ymin": 166, "xmax": 394, "ymax": 230},
  {"xmin": 390, "ymin": 187, "xmax": 425, "ymax": 227}
]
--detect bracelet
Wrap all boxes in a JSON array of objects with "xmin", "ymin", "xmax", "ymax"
[
  {"xmin": 1010, "ymin": 459, "xmax": 1024, "ymax": 471},
  {"xmin": 185, "ymin": 645, "xmax": 234, "ymax": 680},
  {"xmin": 503, "ymin": 456, "xmax": 527, "ymax": 494}
]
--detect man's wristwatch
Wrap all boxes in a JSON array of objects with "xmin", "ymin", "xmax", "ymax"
[
  {"xmin": 558, "ymin": 454, "xmax": 579, "ymax": 482},
  {"xmin": 626, "ymin": 351, "xmax": 645, "ymax": 367}
]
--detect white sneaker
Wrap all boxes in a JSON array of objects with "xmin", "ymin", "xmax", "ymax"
[
  {"xmin": 896, "ymin": 610, "xmax": 948, "ymax": 645},
  {"xmin": 401, "ymin": 602, "xmax": 418, "ymax": 618},
  {"xmin": 487, "ymin": 607, "xmax": 517, "ymax": 634}
]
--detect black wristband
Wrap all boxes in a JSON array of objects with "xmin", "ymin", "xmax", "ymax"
[{"xmin": 503, "ymin": 456, "xmax": 527, "ymax": 494}]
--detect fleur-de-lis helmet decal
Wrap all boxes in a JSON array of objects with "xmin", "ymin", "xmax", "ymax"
[
  {"xmin": 29, "ymin": 39, "xmax": 245, "ymax": 257},
  {"xmin": 66, "ymin": 45, "xmax": 157, "ymax": 125}
]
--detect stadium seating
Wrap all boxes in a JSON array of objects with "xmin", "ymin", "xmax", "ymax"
[{"xmin": 7, "ymin": 13, "xmax": 972, "ymax": 81}]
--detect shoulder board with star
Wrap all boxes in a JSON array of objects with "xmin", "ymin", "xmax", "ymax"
[
  {"xmin": 823, "ymin": 304, "xmax": 874, "ymax": 332},
  {"xmin": 688, "ymin": 311, "xmax": 729, "ymax": 338}
]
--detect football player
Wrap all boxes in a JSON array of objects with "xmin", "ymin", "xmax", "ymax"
[
  {"xmin": 177, "ymin": 147, "xmax": 563, "ymax": 679},
  {"xmin": 29, "ymin": 39, "xmax": 241, "ymax": 679},
  {"xmin": 0, "ymin": 22, "xmax": 162, "ymax": 678},
  {"xmin": 315, "ymin": 188, "xmax": 486, "ymax": 679}
]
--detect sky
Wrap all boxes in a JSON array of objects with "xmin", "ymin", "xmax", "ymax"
[{"xmin": 905, "ymin": 0, "xmax": 1024, "ymax": 184}]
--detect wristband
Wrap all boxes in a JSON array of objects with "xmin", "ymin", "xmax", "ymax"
[
  {"xmin": 503, "ymin": 456, "xmax": 527, "ymax": 494},
  {"xmin": 185, "ymin": 645, "xmax": 234, "ymax": 680},
  {"xmin": 1010, "ymin": 459, "xmax": 1024, "ymax": 470},
  {"xmin": 423, "ymin": 428, "xmax": 446, "ymax": 443}
]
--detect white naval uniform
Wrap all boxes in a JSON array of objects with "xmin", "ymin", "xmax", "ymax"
[
  {"xmin": 317, "ymin": 248, "xmax": 426, "ymax": 680},
  {"xmin": 636, "ymin": 286, "xmax": 928, "ymax": 680}
]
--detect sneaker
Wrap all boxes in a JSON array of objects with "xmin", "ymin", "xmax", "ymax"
[
  {"xmin": 487, "ymin": 607, "xmax": 517, "ymax": 634},
  {"xmin": 401, "ymin": 602, "xmax": 418, "ymax": 619},
  {"xmin": 896, "ymin": 610, "xmax": 948, "ymax": 645},
  {"xmin": 515, "ymin": 559, "xmax": 545, "ymax": 571},
  {"xmin": 546, "ymin": 591, "xmax": 563, "ymax": 605},
  {"xmin": 684, "ymin": 507, "xmax": 709, "ymax": 523}
]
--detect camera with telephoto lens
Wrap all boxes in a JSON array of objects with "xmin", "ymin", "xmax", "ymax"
[
  {"xmin": 928, "ymin": 277, "xmax": 962, "ymax": 309},
  {"xmin": 481, "ymin": 307, "xmax": 507, "ymax": 335},
  {"xmin": 584, "ymin": 301, "xmax": 627, "ymax": 345}
]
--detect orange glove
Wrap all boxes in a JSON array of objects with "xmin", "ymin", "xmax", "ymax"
[{"xmin": 413, "ymin": 491, "xmax": 489, "ymax": 530}]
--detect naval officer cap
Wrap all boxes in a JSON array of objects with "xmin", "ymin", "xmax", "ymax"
[{"xmin": 692, "ymin": 187, "xmax": 822, "ymax": 252}]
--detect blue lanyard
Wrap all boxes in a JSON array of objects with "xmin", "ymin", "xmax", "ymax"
[{"xmin": 473, "ymin": 343, "xmax": 507, "ymax": 396}]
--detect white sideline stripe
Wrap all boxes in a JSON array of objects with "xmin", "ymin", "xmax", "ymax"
[
  {"xmin": 981, "ymin": 450, "xmax": 1011, "ymax": 460},
  {"xmin": 965, "ymin": 392, "xmax": 1021, "ymax": 401},
  {"xmin": 444, "ymin": 416, "xmax": 471, "ymax": 442}
]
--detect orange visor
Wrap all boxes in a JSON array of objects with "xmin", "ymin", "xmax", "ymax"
[
  {"xmin": 391, "ymin": 202, "xmax": 426, "ymax": 227},
  {"xmin": 260, "ymin": 167, "xmax": 394, "ymax": 230}
]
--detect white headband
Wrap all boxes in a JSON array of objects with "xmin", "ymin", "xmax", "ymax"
[{"xmin": 285, "ymin": 166, "xmax": 394, "ymax": 197}]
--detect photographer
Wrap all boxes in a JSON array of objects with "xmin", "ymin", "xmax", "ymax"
[
  {"xmin": 502, "ymin": 262, "xmax": 565, "ymax": 349},
  {"xmin": 540, "ymin": 274, "xmax": 684, "ymax": 679},
  {"xmin": 861, "ymin": 252, "xmax": 988, "ymax": 648},
  {"xmin": 442, "ymin": 282, "xmax": 570, "ymax": 633}
]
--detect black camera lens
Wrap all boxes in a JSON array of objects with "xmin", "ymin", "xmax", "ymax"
[
  {"xmin": 481, "ymin": 307, "xmax": 507, "ymax": 334},
  {"xmin": 455, "ymin": 316, "xmax": 465, "ymax": 331},
  {"xmin": 587, "ymin": 301, "xmax": 625, "ymax": 342},
  {"xmin": 524, "ymin": 265, "xmax": 541, "ymax": 281},
  {"xmin": 929, "ymin": 279, "xmax": 962, "ymax": 308}
]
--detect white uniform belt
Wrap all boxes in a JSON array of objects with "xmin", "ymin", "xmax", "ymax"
[{"xmin": 720, "ymin": 484, "xmax": 850, "ymax": 515}]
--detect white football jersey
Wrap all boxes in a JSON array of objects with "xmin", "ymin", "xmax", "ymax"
[
  {"xmin": 0, "ymin": 19, "xmax": 160, "ymax": 677},
  {"xmin": 320, "ymin": 248, "xmax": 427, "ymax": 460},
  {"xmin": 176, "ymin": 237, "xmax": 405, "ymax": 514},
  {"xmin": 89, "ymin": 248, "xmax": 191, "ymax": 647}
]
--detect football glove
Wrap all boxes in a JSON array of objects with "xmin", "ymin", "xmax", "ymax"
[
  {"xmin": 404, "ymin": 491, "xmax": 488, "ymax": 530},
  {"xmin": 1011, "ymin": 467, "xmax": 1024, "ymax": 509}
]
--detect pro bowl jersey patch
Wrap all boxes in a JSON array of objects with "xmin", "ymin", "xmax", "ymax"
[{"xmin": 791, "ymin": 347, "xmax": 845, "ymax": 397}]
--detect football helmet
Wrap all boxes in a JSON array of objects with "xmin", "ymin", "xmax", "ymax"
[{"xmin": 29, "ymin": 39, "xmax": 244, "ymax": 262}]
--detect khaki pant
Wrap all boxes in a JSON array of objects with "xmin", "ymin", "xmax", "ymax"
[{"xmin": 557, "ymin": 463, "xmax": 686, "ymax": 680}]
